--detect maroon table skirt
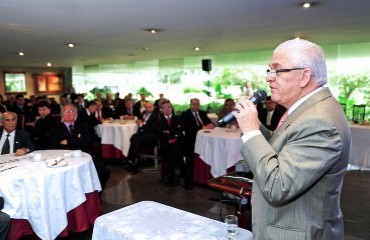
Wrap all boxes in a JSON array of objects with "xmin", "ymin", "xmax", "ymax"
[
  {"xmin": 102, "ymin": 144, "xmax": 125, "ymax": 159},
  {"xmin": 193, "ymin": 153, "xmax": 234, "ymax": 185},
  {"xmin": 7, "ymin": 191, "xmax": 101, "ymax": 240}
]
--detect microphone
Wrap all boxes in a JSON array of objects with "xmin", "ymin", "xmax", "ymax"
[{"xmin": 217, "ymin": 90, "xmax": 267, "ymax": 127}]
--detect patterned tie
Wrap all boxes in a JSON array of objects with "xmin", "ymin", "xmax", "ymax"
[
  {"xmin": 69, "ymin": 124, "xmax": 74, "ymax": 134},
  {"xmin": 194, "ymin": 112, "xmax": 203, "ymax": 127},
  {"xmin": 276, "ymin": 111, "xmax": 288, "ymax": 129},
  {"xmin": 1, "ymin": 134, "xmax": 10, "ymax": 155},
  {"xmin": 167, "ymin": 116, "xmax": 171, "ymax": 126}
]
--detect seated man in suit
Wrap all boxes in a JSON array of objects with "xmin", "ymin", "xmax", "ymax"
[
  {"xmin": 126, "ymin": 101, "xmax": 159, "ymax": 172},
  {"xmin": 181, "ymin": 98, "xmax": 214, "ymax": 189},
  {"xmin": 33, "ymin": 101, "xmax": 58, "ymax": 150},
  {"xmin": 95, "ymin": 99, "xmax": 114, "ymax": 120},
  {"xmin": 217, "ymin": 98, "xmax": 238, "ymax": 128},
  {"xmin": 0, "ymin": 197, "xmax": 11, "ymax": 240},
  {"xmin": 51, "ymin": 104, "xmax": 90, "ymax": 152},
  {"xmin": 0, "ymin": 112, "xmax": 35, "ymax": 156},
  {"xmin": 118, "ymin": 99, "xmax": 141, "ymax": 120},
  {"xmin": 158, "ymin": 100, "xmax": 189, "ymax": 188},
  {"xmin": 258, "ymin": 96, "xmax": 285, "ymax": 131},
  {"xmin": 76, "ymin": 101, "xmax": 101, "ymax": 144}
]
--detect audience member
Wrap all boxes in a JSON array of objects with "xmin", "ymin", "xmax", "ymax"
[
  {"xmin": 0, "ymin": 112, "xmax": 34, "ymax": 156},
  {"xmin": 75, "ymin": 94, "xmax": 86, "ymax": 112},
  {"xmin": 126, "ymin": 102, "xmax": 159, "ymax": 172},
  {"xmin": 3, "ymin": 95, "xmax": 16, "ymax": 112},
  {"xmin": 95, "ymin": 99, "xmax": 113, "ymax": 120},
  {"xmin": 51, "ymin": 104, "xmax": 90, "ymax": 152},
  {"xmin": 118, "ymin": 99, "xmax": 140, "ymax": 120},
  {"xmin": 258, "ymin": 96, "xmax": 285, "ymax": 131},
  {"xmin": 181, "ymin": 98, "xmax": 214, "ymax": 189},
  {"xmin": 153, "ymin": 93, "xmax": 165, "ymax": 111},
  {"xmin": 33, "ymin": 101, "xmax": 58, "ymax": 150},
  {"xmin": 158, "ymin": 100, "xmax": 189, "ymax": 189},
  {"xmin": 134, "ymin": 93, "xmax": 147, "ymax": 114},
  {"xmin": 217, "ymin": 98, "xmax": 238, "ymax": 128},
  {"xmin": 233, "ymin": 39, "xmax": 351, "ymax": 239},
  {"xmin": 62, "ymin": 85, "xmax": 77, "ymax": 103},
  {"xmin": 76, "ymin": 101, "xmax": 101, "ymax": 143},
  {"xmin": 51, "ymin": 95, "xmax": 68, "ymax": 116},
  {"xmin": 0, "ymin": 196, "xmax": 11, "ymax": 240}
]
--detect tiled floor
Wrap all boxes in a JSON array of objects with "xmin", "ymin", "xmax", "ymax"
[{"xmin": 59, "ymin": 162, "xmax": 370, "ymax": 240}]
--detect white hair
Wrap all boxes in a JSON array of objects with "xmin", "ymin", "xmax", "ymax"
[{"xmin": 274, "ymin": 39, "xmax": 327, "ymax": 86}]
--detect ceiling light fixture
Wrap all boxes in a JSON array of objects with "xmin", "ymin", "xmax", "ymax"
[
  {"xmin": 195, "ymin": 47, "xmax": 200, "ymax": 51},
  {"xmin": 302, "ymin": 2, "xmax": 311, "ymax": 8},
  {"xmin": 18, "ymin": 52, "xmax": 24, "ymax": 56},
  {"xmin": 143, "ymin": 28, "xmax": 162, "ymax": 34},
  {"xmin": 47, "ymin": 62, "xmax": 52, "ymax": 67},
  {"xmin": 67, "ymin": 43, "xmax": 75, "ymax": 48}
]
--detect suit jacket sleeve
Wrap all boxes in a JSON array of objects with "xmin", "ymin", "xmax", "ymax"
[{"xmin": 14, "ymin": 130, "xmax": 35, "ymax": 153}]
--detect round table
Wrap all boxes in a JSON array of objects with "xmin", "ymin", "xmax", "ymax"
[
  {"xmin": 194, "ymin": 127, "xmax": 244, "ymax": 184},
  {"xmin": 95, "ymin": 120, "xmax": 138, "ymax": 158},
  {"xmin": 0, "ymin": 150, "xmax": 102, "ymax": 240}
]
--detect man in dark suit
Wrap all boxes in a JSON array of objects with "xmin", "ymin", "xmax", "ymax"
[
  {"xmin": 181, "ymin": 98, "xmax": 214, "ymax": 189},
  {"xmin": 126, "ymin": 101, "xmax": 159, "ymax": 172},
  {"xmin": 75, "ymin": 101, "xmax": 111, "ymax": 190},
  {"xmin": 133, "ymin": 93, "xmax": 147, "ymax": 115},
  {"xmin": 51, "ymin": 104, "xmax": 90, "ymax": 152},
  {"xmin": 0, "ymin": 197, "xmax": 11, "ymax": 240},
  {"xmin": 33, "ymin": 101, "xmax": 58, "ymax": 150},
  {"xmin": 0, "ymin": 112, "xmax": 35, "ymax": 156},
  {"xmin": 117, "ymin": 99, "xmax": 141, "ymax": 120},
  {"xmin": 258, "ymin": 96, "xmax": 285, "ymax": 131},
  {"xmin": 158, "ymin": 100, "xmax": 189, "ymax": 188},
  {"xmin": 95, "ymin": 100, "xmax": 114, "ymax": 120},
  {"xmin": 62, "ymin": 85, "xmax": 78, "ymax": 103}
]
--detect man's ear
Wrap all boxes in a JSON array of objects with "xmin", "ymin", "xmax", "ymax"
[{"xmin": 299, "ymin": 69, "xmax": 311, "ymax": 88}]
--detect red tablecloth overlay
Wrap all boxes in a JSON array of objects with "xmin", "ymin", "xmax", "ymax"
[
  {"xmin": 193, "ymin": 153, "xmax": 234, "ymax": 184},
  {"xmin": 7, "ymin": 191, "xmax": 101, "ymax": 240},
  {"xmin": 102, "ymin": 144, "xmax": 125, "ymax": 159}
]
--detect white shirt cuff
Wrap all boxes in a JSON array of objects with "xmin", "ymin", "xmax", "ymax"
[{"xmin": 241, "ymin": 130, "xmax": 262, "ymax": 143}]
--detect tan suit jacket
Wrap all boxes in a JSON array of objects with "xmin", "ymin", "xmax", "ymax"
[{"xmin": 241, "ymin": 88, "xmax": 351, "ymax": 240}]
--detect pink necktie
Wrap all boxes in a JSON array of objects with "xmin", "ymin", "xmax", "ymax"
[
  {"xmin": 167, "ymin": 116, "xmax": 171, "ymax": 126},
  {"xmin": 194, "ymin": 112, "xmax": 203, "ymax": 126},
  {"xmin": 276, "ymin": 111, "xmax": 288, "ymax": 129}
]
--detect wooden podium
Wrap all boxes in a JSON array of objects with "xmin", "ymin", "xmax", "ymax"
[{"xmin": 207, "ymin": 171, "xmax": 253, "ymax": 230}]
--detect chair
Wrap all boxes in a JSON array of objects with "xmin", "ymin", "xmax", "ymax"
[
  {"xmin": 138, "ymin": 143, "xmax": 160, "ymax": 170},
  {"xmin": 352, "ymin": 104, "xmax": 366, "ymax": 123}
]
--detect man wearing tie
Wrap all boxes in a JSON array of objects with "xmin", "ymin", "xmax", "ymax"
[
  {"xmin": 51, "ymin": 104, "xmax": 90, "ymax": 152},
  {"xmin": 181, "ymin": 98, "xmax": 214, "ymax": 189},
  {"xmin": 258, "ymin": 96, "xmax": 285, "ymax": 131},
  {"xmin": 126, "ymin": 102, "xmax": 159, "ymax": 172},
  {"xmin": 234, "ymin": 39, "xmax": 351, "ymax": 239},
  {"xmin": 0, "ymin": 112, "xmax": 34, "ymax": 156}
]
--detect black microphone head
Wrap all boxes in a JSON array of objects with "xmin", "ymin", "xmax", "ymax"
[{"xmin": 254, "ymin": 90, "xmax": 267, "ymax": 103}]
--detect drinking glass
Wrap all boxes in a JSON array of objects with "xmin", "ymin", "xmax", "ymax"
[{"xmin": 224, "ymin": 215, "xmax": 238, "ymax": 239}]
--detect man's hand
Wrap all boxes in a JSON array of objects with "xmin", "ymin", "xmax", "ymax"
[
  {"xmin": 233, "ymin": 82, "xmax": 260, "ymax": 134},
  {"xmin": 15, "ymin": 148, "xmax": 27, "ymax": 156},
  {"xmin": 60, "ymin": 139, "xmax": 68, "ymax": 145}
]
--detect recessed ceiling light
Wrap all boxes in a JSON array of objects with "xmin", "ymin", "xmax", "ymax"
[
  {"xmin": 47, "ymin": 62, "xmax": 52, "ymax": 67},
  {"xmin": 18, "ymin": 52, "xmax": 24, "ymax": 56},
  {"xmin": 195, "ymin": 47, "xmax": 200, "ymax": 51},
  {"xmin": 137, "ymin": 47, "xmax": 149, "ymax": 51},
  {"xmin": 143, "ymin": 28, "xmax": 163, "ymax": 34},
  {"xmin": 67, "ymin": 43, "xmax": 75, "ymax": 48},
  {"xmin": 302, "ymin": 2, "xmax": 311, "ymax": 8}
]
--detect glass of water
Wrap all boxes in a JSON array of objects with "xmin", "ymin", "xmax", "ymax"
[{"xmin": 224, "ymin": 215, "xmax": 238, "ymax": 239}]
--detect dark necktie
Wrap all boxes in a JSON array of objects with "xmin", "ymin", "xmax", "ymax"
[
  {"xmin": 1, "ymin": 134, "xmax": 10, "ymax": 155},
  {"xmin": 194, "ymin": 112, "xmax": 203, "ymax": 127},
  {"xmin": 69, "ymin": 124, "xmax": 74, "ymax": 134},
  {"xmin": 167, "ymin": 116, "xmax": 171, "ymax": 126}
]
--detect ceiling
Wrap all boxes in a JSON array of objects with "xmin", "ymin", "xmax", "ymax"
[{"xmin": 1, "ymin": 0, "xmax": 370, "ymax": 68}]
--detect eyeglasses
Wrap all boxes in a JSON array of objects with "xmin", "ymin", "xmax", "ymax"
[
  {"xmin": 63, "ymin": 110, "xmax": 76, "ymax": 114},
  {"xmin": 266, "ymin": 68, "xmax": 304, "ymax": 76}
]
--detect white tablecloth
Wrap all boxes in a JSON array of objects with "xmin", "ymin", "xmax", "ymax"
[
  {"xmin": 0, "ymin": 150, "xmax": 102, "ymax": 240},
  {"xmin": 349, "ymin": 124, "xmax": 370, "ymax": 170},
  {"xmin": 194, "ymin": 127, "xmax": 243, "ymax": 178},
  {"xmin": 92, "ymin": 201, "xmax": 253, "ymax": 240},
  {"xmin": 95, "ymin": 120, "xmax": 138, "ymax": 156}
]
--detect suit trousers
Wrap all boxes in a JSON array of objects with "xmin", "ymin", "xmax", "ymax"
[{"xmin": 0, "ymin": 211, "xmax": 11, "ymax": 240}]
